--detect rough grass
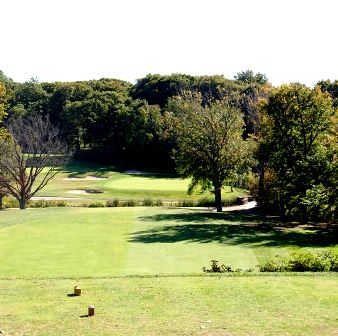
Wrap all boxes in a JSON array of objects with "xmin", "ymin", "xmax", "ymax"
[{"xmin": 0, "ymin": 275, "xmax": 337, "ymax": 336}]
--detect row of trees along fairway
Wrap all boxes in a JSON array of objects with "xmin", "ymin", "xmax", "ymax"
[
  {"xmin": 0, "ymin": 115, "xmax": 70, "ymax": 209},
  {"xmin": 166, "ymin": 92, "xmax": 253, "ymax": 212}
]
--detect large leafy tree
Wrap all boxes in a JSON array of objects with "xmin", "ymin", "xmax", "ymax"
[
  {"xmin": 260, "ymin": 84, "xmax": 336, "ymax": 222},
  {"xmin": 167, "ymin": 93, "xmax": 253, "ymax": 212}
]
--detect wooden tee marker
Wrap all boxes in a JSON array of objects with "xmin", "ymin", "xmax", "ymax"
[
  {"xmin": 74, "ymin": 285, "xmax": 82, "ymax": 296},
  {"xmin": 88, "ymin": 305, "xmax": 95, "ymax": 316}
]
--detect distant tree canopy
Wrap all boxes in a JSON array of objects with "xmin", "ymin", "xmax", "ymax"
[{"xmin": 1, "ymin": 70, "xmax": 270, "ymax": 168}]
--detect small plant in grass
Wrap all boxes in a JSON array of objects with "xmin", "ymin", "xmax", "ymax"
[
  {"xmin": 203, "ymin": 260, "xmax": 256, "ymax": 273},
  {"xmin": 203, "ymin": 260, "xmax": 232, "ymax": 273},
  {"xmin": 259, "ymin": 250, "xmax": 338, "ymax": 272}
]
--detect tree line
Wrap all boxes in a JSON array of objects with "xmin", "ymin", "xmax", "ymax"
[{"xmin": 0, "ymin": 70, "xmax": 337, "ymax": 221}]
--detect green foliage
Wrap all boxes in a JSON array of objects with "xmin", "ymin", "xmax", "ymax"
[
  {"xmin": 106, "ymin": 198, "xmax": 120, "ymax": 207},
  {"xmin": 259, "ymin": 250, "xmax": 338, "ymax": 272},
  {"xmin": 168, "ymin": 92, "xmax": 254, "ymax": 211},
  {"xmin": 203, "ymin": 260, "xmax": 254, "ymax": 273},
  {"xmin": 3, "ymin": 196, "xmax": 19, "ymax": 208},
  {"xmin": 142, "ymin": 198, "xmax": 155, "ymax": 206},
  {"xmin": 235, "ymin": 70, "xmax": 269, "ymax": 85},
  {"xmin": 28, "ymin": 200, "xmax": 67, "ymax": 208},
  {"xmin": 88, "ymin": 201, "xmax": 105, "ymax": 208},
  {"xmin": 203, "ymin": 260, "xmax": 231, "ymax": 273},
  {"xmin": 259, "ymin": 84, "xmax": 337, "ymax": 222}
]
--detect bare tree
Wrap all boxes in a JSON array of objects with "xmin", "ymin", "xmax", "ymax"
[{"xmin": 0, "ymin": 115, "xmax": 71, "ymax": 209}]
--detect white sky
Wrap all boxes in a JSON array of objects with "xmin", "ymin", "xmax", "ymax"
[{"xmin": 1, "ymin": 0, "xmax": 337, "ymax": 86}]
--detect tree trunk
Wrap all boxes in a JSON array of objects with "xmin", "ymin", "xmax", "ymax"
[
  {"xmin": 19, "ymin": 197, "xmax": 27, "ymax": 210},
  {"xmin": 279, "ymin": 198, "xmax": 285, "ymax": 221},
  {"xmin": 257, "ymin": 161, "xmax": 265, "ymax": 214},
  {"xmin": 214, "ymin": 184, "xmax": 222, "ymax": 212},
  {"xmin": 0, "ymin": 194, "xmax": 3, "ymax": 210},
  {"xmin": 300, "ymin": 203, "xmax": 308, "ymax": 224}
]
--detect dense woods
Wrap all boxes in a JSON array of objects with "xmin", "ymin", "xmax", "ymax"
[{"xmin": 0, "ymin": 70, "xmax": 337, "ymax": 220}]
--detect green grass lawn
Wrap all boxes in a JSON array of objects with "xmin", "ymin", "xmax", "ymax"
[
  {"xmin": 0, "ymin": 275, "xmax": 337, "ymax": 336},
  {"xmin": 2, "ymin": 207, "xmax": 337, "ymax": 277},
  {"xmin": 0, "ymin": 207, "xmax": 337, "ymax": 335},
  {"xmin": 33, "ymin": 161, "xmax": 246, "ymax": 202}
]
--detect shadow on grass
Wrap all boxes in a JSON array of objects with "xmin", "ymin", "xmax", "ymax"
[
  {"xmin": 63, "ymin": 161, "xmax": 178, "ymax": 179},
  {"xmin": 129, "ymin": 210, "xmax": 338, "ymax": 248}
]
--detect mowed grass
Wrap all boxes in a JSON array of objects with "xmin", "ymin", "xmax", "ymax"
[
  {"xmin": 34, "ymin": 161, "xmax": 246, "ymax": 201},
  {"xmin": 0, "ymin": 276, "xmax": 337, "ymax": 336},
  {"xmin": 1, "ymin": 207, "xmax": 337, "ymax": 277},
  {"xmin": 0, "ymin": 207, "xmax": 337, "ymax": 335}
]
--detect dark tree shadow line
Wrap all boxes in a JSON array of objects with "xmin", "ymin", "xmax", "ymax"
[{"xmin": 128, "ymin": 210, "xmax": 338, "ymax": 248}]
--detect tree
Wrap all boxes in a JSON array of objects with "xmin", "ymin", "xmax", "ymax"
[
  {"xmin": 260, "ymin": 84, "xmax": 336, "ymax": 222},
  {"xmin": 0, "ymin": 115, "xmax": 71, "ymax": 209},
  {"xmin": 235, "ymin": 70, "xmax": 269, "ymax": 85},
  {"xmin": 167, "ymin": 93, "xmax": 253, "ymax": 212}
]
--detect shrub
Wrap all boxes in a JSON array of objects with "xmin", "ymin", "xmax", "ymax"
[
  {"xmin": 106, "ymin": 198, "xmax": 120, "ymax": 207},
  {"xmin": 259, "ymin": 250, "xmax": 338, "ymax": 272},
  {"xmin": 155, "ymin": 199, "xmax": 163, "ymax": 206},
  {"xmin": 124, "ymin": 199, "xmax": 137, "ymax": 207},
  {"xmin": 203, "ymin": 260, "xmax": 232, "ymax": 273},
  {"xmin": 88, "ymin": 202, "xmax": 105, "ymax": 208},
  {"xmin": 3, "ymin": 196, "xmax": 19, "ymax": 208},
  {"xmin": 203, "ymin": 260, "xmax": 255, "ymax": 273},
  {"xmin": 180, "ymin": 199, "xmax": 195, "ymax": 207},
  {"xmin": 143, "ymin": 198, "xmax": 154, "ymax": 206},
  {"xmin": 196, "ymin": 197, "xmax": 214, "ymax": 207}
]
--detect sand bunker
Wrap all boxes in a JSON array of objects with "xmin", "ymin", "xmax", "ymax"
[
  {"xmin": 64, "ymin": 176, "xmax": 106, "ymax": 181},
  {"xmin": 31, "ymin": 196, "xmax": 79, "ymax": 200},
  {"xmin": 67, "ymin": 189, "xmax": 104, "ymax": 194}
]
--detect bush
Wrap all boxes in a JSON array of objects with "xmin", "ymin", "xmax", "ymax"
[
  {"xmin": 259, "ymin": 250, "xmax": 338, "ymax": 272},
  {"xmin": 88, "ymin": 202, "xmax": 105, "ymax": 208},
  {"xmin": 29, "ymin": 200, "xmax": 67, "ymax": 208},
  {"xmin": 203, "ymin": 260, "xmax": 254, "ymax": 273},
  {"xmin": 123, "ymin": 199, "xmax": 138, "ymax": 207},
  {"xmin": 143, "ymin": 198, "xmax": 154, "ymax": 206},
  {"xmin": 179, "ymin": 199, "xmax": 195, "ymax": 207},
  {"xmin": 155, "ymin": 199, "xmax": 163, "ymax": 206},
  {"xmin": 3, "ymin": 196, "xmax": 19, "ymax": 208},
  {"xmin": 106, "ymin": 198, "xmax": 120, "ymax": 207},
  {"xmin": 196, "ymin": 197, "xmax": 214, "ymax": 207}
]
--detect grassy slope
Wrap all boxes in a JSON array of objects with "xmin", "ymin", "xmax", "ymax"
[{"xmin": 34, "ymin": 162, "xmax": 246, "ymax": 201}]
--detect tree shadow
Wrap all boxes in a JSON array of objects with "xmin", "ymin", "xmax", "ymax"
[
  {"xmin": 130, "ymin": 211, "xmax": 338, "ymax": 248},
  {"xmin": 62, "ymin": 161, "xmax": 178, "ymax": 179}
]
